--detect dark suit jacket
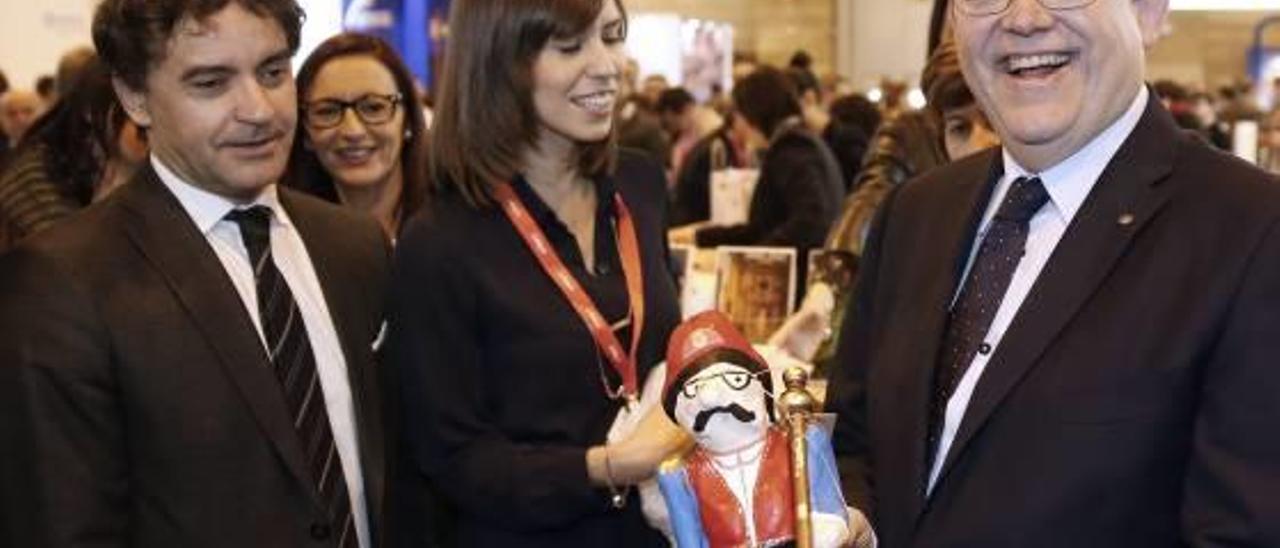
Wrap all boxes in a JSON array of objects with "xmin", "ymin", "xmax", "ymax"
[
  {"xmin": 0, "ymin": 166, "xmax": 391, "ymax": 547},
  {"xmin": 826, "ymin": 96, "xmax": 1280, "ymax": 547}
]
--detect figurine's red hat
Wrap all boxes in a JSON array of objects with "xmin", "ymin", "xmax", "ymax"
[{"xmin": 662, "ymin": 311, "xmax": 771, "ymax": 418}]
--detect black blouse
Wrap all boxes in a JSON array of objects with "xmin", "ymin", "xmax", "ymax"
[{"xmin": 386, "ymin": 150, "xmax": 680, "ymax": 547}]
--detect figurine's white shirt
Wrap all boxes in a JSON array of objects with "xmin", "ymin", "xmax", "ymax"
[{"xmin": 709, "ymin": 436, "xmax": 767, "ymax": 546}]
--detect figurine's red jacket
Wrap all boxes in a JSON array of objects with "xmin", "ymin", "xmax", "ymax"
[{"xmin": 683, "ymin": 427, "xmax": 794, "ymax": 547}]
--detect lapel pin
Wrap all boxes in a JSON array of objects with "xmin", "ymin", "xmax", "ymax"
[{"xmin": 1117, "ymin": 213, "xmax": 1135, "ymax": 226}]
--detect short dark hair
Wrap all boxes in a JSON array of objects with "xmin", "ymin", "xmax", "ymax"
[
  {"xmin": 286, "ymin": 32, "xmax": 430, "ymax": 220},
  {"xmin": 35, "ymin": 76, "xmax": 55, "ymax": 101},
  {"xmin": 789, "ymin": 50, "xmax": 812, "ymax": 70},
  {"xmin": 92, "ymin": 0, "xmax": 305, "ymax": 91},
  {"xmin": 732, "ymin": 66, "xmax": 801, "ymax": 138},
  {"xmin": 0, "ymin": 70, "xmax": 9, "ymax": 96},
  {"xmin": 829, "ymin": 93, "xmax": 881, "ymax": 138},
  {"xmin": 655, "ymin": 87, "xmax": 695, "ymax": 115},
  {"xmin": 430, "ymin": 0, "xmax": 626, "ymax": 208}
]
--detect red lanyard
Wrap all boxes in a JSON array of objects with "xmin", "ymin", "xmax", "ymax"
[{"xmin": 492, "ymin": 181, "xmax": 646, "ymax": 401}]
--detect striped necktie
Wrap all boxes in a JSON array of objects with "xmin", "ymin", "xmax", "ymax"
[{"xmin": 226, "ymin": 206, "xmax": 357, "ymax": 547}]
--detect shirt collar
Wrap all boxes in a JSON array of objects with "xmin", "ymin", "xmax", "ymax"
[
  {"xmin": 509, "ymin": 171, "xmax": 619, "ymax": 228},
  {"xmin": 1001, "ymin": 86, "xmax": 1149, "ymax": 222},
  {"xmin": 151, "ymin": 154, "xmax": 292, "ymax": 234}
]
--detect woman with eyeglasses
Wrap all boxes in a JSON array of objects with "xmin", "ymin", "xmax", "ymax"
[{"xmin": 286, "ymin": 33, "xmax": 429, "ymax": 241}]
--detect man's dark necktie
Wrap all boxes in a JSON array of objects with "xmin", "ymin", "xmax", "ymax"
[
  {"xmin": 226, "ymin": 206, "xmax": 356, "ymax": 548},
  {"xmin": 926, "ymin": 176, "xmax": 1049, "ymax": 471}
]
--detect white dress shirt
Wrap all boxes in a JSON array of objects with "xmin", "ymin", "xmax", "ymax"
[
  {"xmin": 927, "ymin": 88, "xmax": 1151, "ymax": 494},
  {"xmin": 153, "ymin": 157, "xmax": 370, "ymax": 548}
]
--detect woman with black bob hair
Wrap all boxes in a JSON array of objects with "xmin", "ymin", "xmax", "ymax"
[
  {"xmin": 286, "ymin": 32, "xmax": 429, "ymax": 241},
  {"xmin": 0, "ymin": 54, "xmax": 146, "ymax": 251},
  {"xmin": 675, "ymin": 65, "xmax": 844, "ymax": 253},
  {"xmin": 385, "ymin": 0, "xmax": 686, "ymax": 545}
]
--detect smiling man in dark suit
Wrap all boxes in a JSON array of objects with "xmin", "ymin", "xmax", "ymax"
[
  {"xmin": 827, "ymin": 0, "xmax": 1280, "ymax": 546},
  {"xmin": 0, "ymin": 1, "xmax": 389, "ymax": 547}
]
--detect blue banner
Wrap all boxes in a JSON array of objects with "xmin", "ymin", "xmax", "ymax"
[{"xmin": 342, "ymin": 0, "xmax": 447, "ymax": 88}]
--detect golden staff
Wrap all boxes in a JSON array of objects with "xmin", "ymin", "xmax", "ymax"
[{"xmin": 778, "ymin": 367, "xmax": 817, "ymax": 548}]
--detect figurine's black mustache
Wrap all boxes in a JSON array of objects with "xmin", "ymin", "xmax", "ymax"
[{"xmin": 693, "ymin": 404, "xmax": 757, "ymax": 433}]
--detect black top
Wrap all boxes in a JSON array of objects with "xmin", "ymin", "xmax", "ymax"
[
  {"xmin": 694, "ymin": 122, "xmax": 844, "ymax": 250},
  {"xmin": 386, "ymin": 150, "xmax": 680, "ymax": 547}
]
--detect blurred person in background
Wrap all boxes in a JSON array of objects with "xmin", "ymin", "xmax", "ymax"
[
  {"xmin": 287, "ymin": 32, "xmax": 430, "ymax": 241},
  {"xmin": 0, "ymin": 70, "xmax": 8, "ymax": 156},
  {"xmin": 617, "ymin": 57, "xmax": 670, "ymax": 169},
  {"xmin": 668, "ymin": 110, "xmax": 753, "ymax": 227},
  {"xmin": 54, "ymin": 45, "xmax": 98, "ymax": 100},
  {"xmin": 655, "ymin": 86, "xmax": 721, "ymax": 182},
  {"xmin": 386, "ymin": 0, "xmax": 687, "ymax": 545},
  {"xmin": 921, "ymin": 37, "xmax": 999, "ymax": 161},
  {"xmin": 674, "ymin": 65, "xmax": 843, "ymax": 253},
  {"xmin": 34, "ymin": 76, "xmax": 56, "ymax": 106},
  {"xmin": 640, "ymin": 73, "xmax": 668, "ymax": 106},
  {"xmin": 1152, "ymin": 79, "xmax": 1205, "ymax": 133},
  {"xmin": 1, "ymin": 89, "xmax": 45, "ymax": 146},
  {"xmin": 822, "ymin": 93, "xmax": 882, "ymax": 191},
  {"xmin": 1191, "ymin": 90, "xmax": 1232, "ymax": 150},
  {"xmin": 787, "ymin": 60, "xmax": 831, "ymax": 134},
  {"xmin": 0, "ymin": 56, "xmax": 147, "ymax": 252},
  {"xmin": 826, "ymin": 110, "xmax": 946, "ymax": 256},
  {"xmin": 1262, "ymin": 108, "xmax": 1280, "ymax": 173}
]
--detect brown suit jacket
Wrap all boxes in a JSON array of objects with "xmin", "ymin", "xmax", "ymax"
[
  {"xmin": 827, "ymin": 96, "xmax": 1280, "ymax": 546},
  {"xmin": 0, "ymin": 166, "xmax": 390, "ymax": 547}
]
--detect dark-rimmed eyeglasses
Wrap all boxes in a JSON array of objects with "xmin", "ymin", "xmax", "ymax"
[
  {"xmin": 302, "ymin": 93, "xmax": 402, "ymax": 129},
  {"xmin": 681, "ymin": 370, "xmax": 768, "ymax": 399},
  {"xmin": 955, "ymin": 0, "xmax": 1097, "ymax": 16}
]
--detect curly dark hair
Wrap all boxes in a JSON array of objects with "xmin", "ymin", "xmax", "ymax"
[{"xmin": 92, "ymin": 0, "xmax": 304, "ymax": 91}]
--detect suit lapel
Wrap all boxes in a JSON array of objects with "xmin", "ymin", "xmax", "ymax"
[
  {"xmin": 935, "ymin": 97, "xmax": 1181, "ymax": 485},
  {"xmin": 117, "ymin": 168, "xmax": 321, "ymax": 504},
  {"xmin": 283, "ymin": 190, "xmax": 387, "ymax": 523},
  {"xmin": 881, "ymin": 151, "xmax": 1003, "ymax": 523}
]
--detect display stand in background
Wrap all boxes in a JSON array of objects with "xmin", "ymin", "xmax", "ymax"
[{"xmin": 715, "ymin": 246, "xmax": 797, "ymax": 343}]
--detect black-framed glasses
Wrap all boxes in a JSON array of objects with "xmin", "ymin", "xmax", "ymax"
[
  {"xmin": 681, "ymin": 370, "xmax": 767, "ymax": 399},
  {"xmin": 954, "ymin": 0, "xmax": 1097, "ymax": 16},
  {"xmin": 302, "ymin": 93, "xmax": 402, "ymax": 129}
]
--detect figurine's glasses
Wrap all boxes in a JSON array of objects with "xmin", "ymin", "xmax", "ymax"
[
  {"xmin": 955, "ymin": 0, "xmax": 1097, "ymax": 16},
  {"xmin": 681, "ymin": 370, "xmax": 768, "ymax": 398},
  {"xmin": 303, "ymin": 93, "xmax": 403, "ymax": 129}
]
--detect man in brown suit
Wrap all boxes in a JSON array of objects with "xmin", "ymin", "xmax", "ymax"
[{"xmin": 0, "ymin": 1, "xmax": 390, "ymax": 546}]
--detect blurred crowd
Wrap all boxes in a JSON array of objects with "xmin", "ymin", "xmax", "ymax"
[{"xmin": 4, "ymin": 42, "xmax": 1279, "ymax": 258}]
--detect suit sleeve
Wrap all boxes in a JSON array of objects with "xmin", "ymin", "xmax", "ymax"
[
  {"xmin": 384, "ymin": 222, "xmax": 605, "ymax": 532},
  {"xmin": 0, "ymin": 247, "xmax": 127, "ymax": 547},
  {"xmin": 823, "ymin": 183, "xmax": 900, "ymax": 516},
  {"xmin": 1182, "ymin": 218, "xmax": 1280, "ymax": 545}
]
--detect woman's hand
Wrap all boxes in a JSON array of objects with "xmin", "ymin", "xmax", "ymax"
[{"xmin": 588, "ymin": 406, "xmax": 692, "ymax": 486}]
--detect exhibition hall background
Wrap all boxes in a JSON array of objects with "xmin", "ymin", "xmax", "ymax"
[{"xmin": 2, "ymin": 0, "xmax": 1278, "ymax": 108}]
